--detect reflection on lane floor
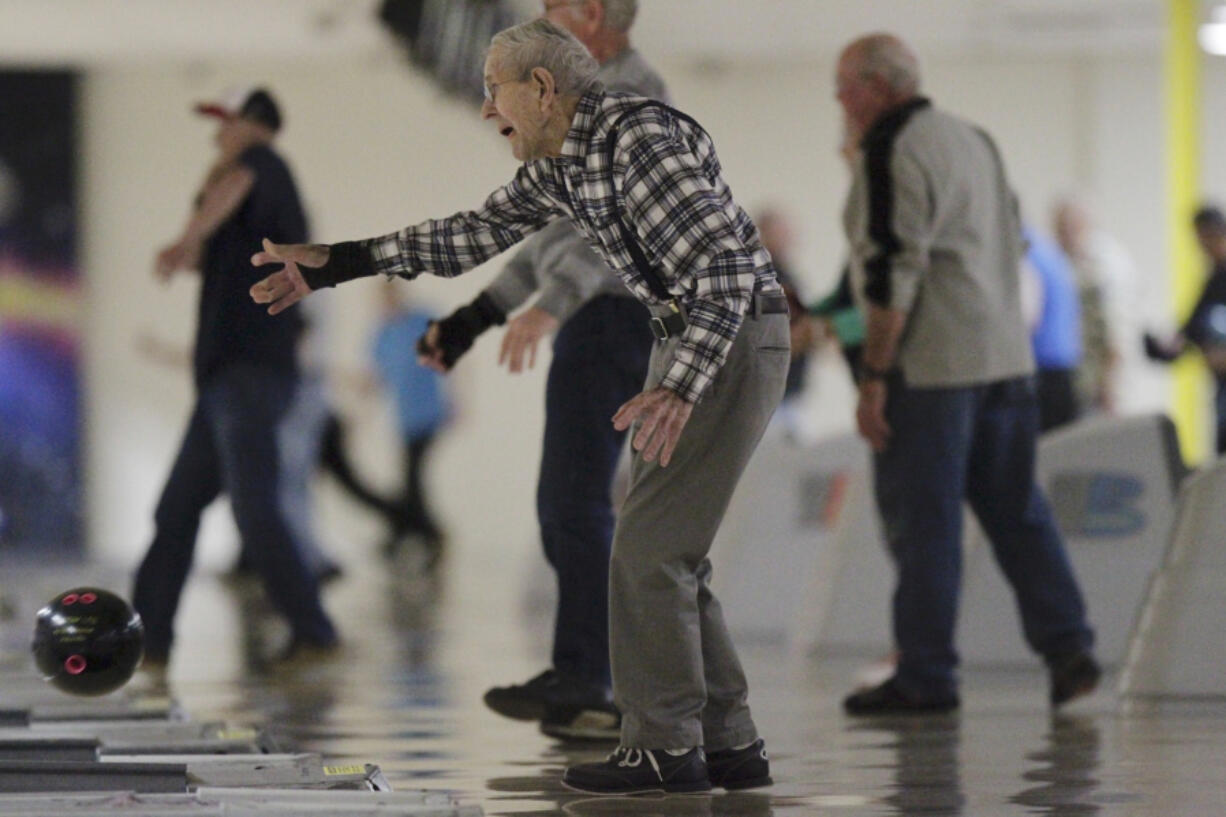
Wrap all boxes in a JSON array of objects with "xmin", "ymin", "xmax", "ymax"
[{"xmin": 3, "ymin": 547, "xmax": 1225, "ymax": 815}]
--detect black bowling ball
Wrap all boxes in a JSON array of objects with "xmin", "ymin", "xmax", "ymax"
[{"xmin": 31, "ymin": 588, "xmax": 145, "ymax": 696}]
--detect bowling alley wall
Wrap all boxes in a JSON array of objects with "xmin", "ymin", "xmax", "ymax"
[
  {"xmin": 0, "ymin": 71, "xmax": 83, "ymax": 554},
  {"xmin": 67, "ymin": 47, "xmax": 1226, "ymax": 577}
]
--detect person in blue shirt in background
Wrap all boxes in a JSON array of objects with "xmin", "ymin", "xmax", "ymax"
[
  {"xmin": 1024, "ymin": 226, "xmax": 1083, "ymax": 432},
  {"xmin": 372, "ymin": 280, "xmax": 452, "ymax": 567}
]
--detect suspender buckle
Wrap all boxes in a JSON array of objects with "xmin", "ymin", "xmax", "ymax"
[{"xmin": 649, "ymin": 300, "xmax": 688, "ymax": 340}]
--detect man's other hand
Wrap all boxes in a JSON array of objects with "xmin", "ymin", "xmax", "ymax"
[
  {"xmin": 612, "ymin": 386, "xmax": 694, "ymax": 467},
  {"xmin": 856, "ymin": 379, "xmax": 891, "ymax": 452}
]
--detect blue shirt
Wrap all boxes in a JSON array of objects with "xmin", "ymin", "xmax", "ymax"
[
  {"xmin": 372, "ymin": 309, "xmax": 449, "ymax": 439},
  {"xmin": 1027, "ymin": 228, "xmax": 1082, "ymax": 370}
]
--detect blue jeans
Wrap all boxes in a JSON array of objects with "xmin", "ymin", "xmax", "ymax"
[
  {"xmin": 537, "ymin": 295, "xmax": 652, "ymax": 686},
  {"xmin": 874, "ymin": 375, "xmax": 1093, "ymax": 698},
  {"xmin": 133, "ymin": 364, "xmax": 337, "ymax": 658},
  {"xmin": 275, "ymin": 373, "xmax": 333, "ymax": 573}
]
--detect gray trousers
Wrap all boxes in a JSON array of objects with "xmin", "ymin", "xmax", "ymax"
[{"xmin": 611, "ymin": 311, "xmax": 790, "ymax": 750}]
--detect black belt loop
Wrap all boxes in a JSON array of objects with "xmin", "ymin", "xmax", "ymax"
[{"xmin": 750, "ymin": 292, "xmax": 788, "ymax": 319}]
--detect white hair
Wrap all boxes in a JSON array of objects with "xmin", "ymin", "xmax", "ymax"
[
  {"xmin": 600, "ymin": 0, "xmax": 638, "ymax": 33},
  {"xmin": 489, "ymin": 19, "xmax": 600, "ymax": 97},
  {"xmin": 854, "ymin": 33, "xmax": 921, "ymax": 96}
]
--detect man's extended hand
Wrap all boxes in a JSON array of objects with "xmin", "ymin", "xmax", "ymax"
[
  {"xmin": 612, "ymin": 386, "xmax": 694, "ymax": 467},
  {"xmin": 499, "ymin": 307, "xmax": 560, "ymax": 373},
  {"xmin": 856, "ymin": 379, "xmax": 891, "ymax": 453},
  {"xmin": 249, "ymin": 239, "xmax": 328, "ymax": 315}
]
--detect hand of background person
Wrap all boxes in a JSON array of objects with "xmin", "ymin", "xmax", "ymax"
[
  {"xmin": 249, "ymin": 239, "xmax": 327, "ymax": 315},
  {"xmin": 612, "ymin": 386, "xmax": 694, "ymax": 467},
  {"xmin": 856, "ymin": 379, "xmax": 891, "ymax": 452},
  {"xmin": 1204, "ymin": 344, "xmax": 1226, "ymax": 376},
  {"xmin": 817, "ymin": 317, "xmax": 840, "ymax": 345},
  {"xmin": 1095, "ymin": 376, "xmax": 1117, "ymax": 415},
  {"xmin": 153, "ymin": 239, "xmax": 199, "ymax": 282},
  {"xmin": 790, "ymin": 314, "xmax": 818, "ymax": 357},
  {"xmin": 499, "ymin": 307, "xmax": 559, "ymax": 373},
  {"xmin": 1143, "ymin": 331, "xmax": 1182, "ymax": 363}
]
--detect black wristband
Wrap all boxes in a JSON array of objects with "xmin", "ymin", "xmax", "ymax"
[
  {"xmin": 298, "ymin": 241, "xmax": 376, "ymax": 290},
  {"xmin": 424, "ymin": 292, "xmax": 507, "ymax": 369}
]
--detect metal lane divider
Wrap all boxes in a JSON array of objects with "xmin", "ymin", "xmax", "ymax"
[
  {"xmin": 0, "ymin": 705, "xmax": 480, "ymax": 812},
  {"xmin": 100, "ymin": 754, "xmax": 391, "ymax": 790},
  {"xmin": 0, "ymin": 730, "xmax": 272, "ymax": 761},
  {"xmin": 0, "ymin": 788, "xmax": 484, "ymax": 816},
  {"xmin": 0, "ymin": 698, "xmax": 185, "ymax": 724},
  {"xmin": 1120, "ymin": 454, "xmax": 1226, "ymax": 702},
  {"xmin": 0, "ymin": 760, "xmax": 189, "ymax": 793},
  {"xmin": 0, "ymin": 611, "xmax": 481, "ymax": 813},
  {"xmin": 0, "ymin": 754, "xmax": 391, "ymax": 793}
]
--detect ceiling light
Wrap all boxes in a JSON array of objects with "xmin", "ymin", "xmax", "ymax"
[{"xmin": 1200, "ymin": 21, "xmax": 1226, "ymax": 55}]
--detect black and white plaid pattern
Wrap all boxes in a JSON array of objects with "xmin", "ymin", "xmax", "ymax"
[{"xmin": 360, "ymin": 91, "xmax": 778, "ymax": 403}]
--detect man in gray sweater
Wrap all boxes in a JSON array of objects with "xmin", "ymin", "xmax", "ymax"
[
  {"xmin": 836, "ymin": 33, "xmax": 1100, "ymax": 714},
  {"xmin": 417, "ymin": 0, "xmax": 668, "ymax": 741}
]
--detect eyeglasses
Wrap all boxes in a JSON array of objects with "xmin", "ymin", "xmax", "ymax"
[
  {"xmin": 483, "ymin": 76, "xmax": 526, "ymax": 104},
  {"xmin": 483, "ymin": 79, "xmax": 507, "ymax": 104}
]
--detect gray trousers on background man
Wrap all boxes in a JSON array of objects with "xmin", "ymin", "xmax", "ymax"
[{"xmin": 611, "ymin": 310, "xmax": 790, "ymax": 750}]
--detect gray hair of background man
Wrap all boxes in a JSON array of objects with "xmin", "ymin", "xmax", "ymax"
[
  {"xmin": 853, "ymin": 33, "xmax": 921, "ymax": 97},
  {"xmin": 598, "ymin": 0, "xmax": 638, "ymax": 32},
  {"xmin": 489, "ymin": 18, "xmax": 601, "ymax": 97}
]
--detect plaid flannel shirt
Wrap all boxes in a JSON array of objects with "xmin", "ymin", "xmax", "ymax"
[{"xmin": 361, "ymin": 90, "xmax": 779, "ymax": 403}]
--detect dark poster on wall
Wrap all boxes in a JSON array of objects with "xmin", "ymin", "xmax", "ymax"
[{"xmin": 0, "ymin": 71, "xmax": 82, "ymax": 552}]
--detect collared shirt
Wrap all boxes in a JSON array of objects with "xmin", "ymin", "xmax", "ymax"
[
  {"xmin": 483, "ymin": 48, "xmax": 671, "ymax": 323},
  {"xmin": 361, "ymin": 90, "xmax": 778, "ymax": 403},
  {"xmin": 843, "ymin": 98, "xmax": 1033, "ymax": 387}
]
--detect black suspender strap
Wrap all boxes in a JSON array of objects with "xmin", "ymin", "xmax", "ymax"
[{"xmin": 603, "ymin": 101, "xmax": 709, "ymax": 306}]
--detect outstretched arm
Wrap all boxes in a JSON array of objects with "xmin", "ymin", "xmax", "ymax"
[
  {"xmin": 250, "ymin": 164, "xmax": 560, "ymax": 314},
  {"xmin": 155, "ymin": 164, "xmax": 255, "ymax": 280}
]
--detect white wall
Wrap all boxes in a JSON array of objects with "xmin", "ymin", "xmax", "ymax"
[
  {"xmin": 82, "ymin": 45, "xmax": 1184, "ymax": 572},
  {"xmin": 83, "ymin": 54, "xmax": 548, "ymax": 569}
]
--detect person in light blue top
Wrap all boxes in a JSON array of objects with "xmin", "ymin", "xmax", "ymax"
[
  {"xmin": 371, "ymin": 280, "xmax": 451, "ymax": 564},
  {"xmin": 1025, "ymin": 226, "xmax": 1083, "ymax": 431}
]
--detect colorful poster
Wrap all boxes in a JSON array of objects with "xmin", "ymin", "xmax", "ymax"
[{"xmin": 0, "ymin": 71, "xmax": 82, "ymax": 552}]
